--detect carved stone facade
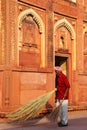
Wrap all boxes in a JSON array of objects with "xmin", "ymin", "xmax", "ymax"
[{"xmin": 0, "ymin": 0, "xmax": 87, "ymax": 115}]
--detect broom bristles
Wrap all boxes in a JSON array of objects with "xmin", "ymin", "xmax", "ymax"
[
  {"xmin": 46, "ymin": 100, "xmax": 63, "ymax": 122},
  {"xmin": 6, "ymin": 89, "xmax": 56, "ymax": 121},
  {"xmin": 46, "ymin": 105, "xmax": 60, "ymax": 122}
]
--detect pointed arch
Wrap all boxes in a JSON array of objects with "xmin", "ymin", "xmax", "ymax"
[
  {"xmin": 54, "ymin": 18, "xmax": 75, "ymax": 40},
  {"xmin": 18, "ymin": 9, "xmax": 45, "ymax": 67},
  {"xmin": 54, "ymin": 18, "xmax": 76, "ymax": 70},
  {"xmin": 18, "ymin": 9, "xmax": 44, "ymax": 33}
]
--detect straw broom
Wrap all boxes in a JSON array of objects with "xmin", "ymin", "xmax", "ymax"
[
  {"xmin": 6, "ymin": 89, "xmax": 56, "ymax": 122},
  {"xmin": 46, "ymin": 88, "xmax": 69, "ymax": 122},
  {"xmin": 46, "ymin": 100, "xmax": 63, "ymax": 122}
]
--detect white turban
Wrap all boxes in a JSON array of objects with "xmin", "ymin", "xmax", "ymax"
[{"xmin": 54, "ymin": 66, "xmax": 62, "ymax": 72}]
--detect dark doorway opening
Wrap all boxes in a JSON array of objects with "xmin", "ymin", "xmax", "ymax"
[
  {"xmin": 55, "ymin": 56, "xmax": 68, "ymax": 76},
  {"xmin": 55, "ymin": 56, "xmax": 67, "ymax": 66}
]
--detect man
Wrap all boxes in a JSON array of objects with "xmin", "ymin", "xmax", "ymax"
[{"xmin": 54, "ymin": 66, "xmax": 70, "ymax": 127}]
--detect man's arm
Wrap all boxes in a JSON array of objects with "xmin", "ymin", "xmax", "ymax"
[{"xmin": 63, "ymin": 88, "xmax": 69, "ymax": 100}]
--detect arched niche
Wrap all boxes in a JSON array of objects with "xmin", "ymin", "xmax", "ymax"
[
  {"xmin": 83, "ymin": 25, "xmax": 87, "ymax": 71},
  {"xmin": 18, "ymin": 9, "xmax": 45, "ymax": 68},
  {"xmin": 83, "ymin": 25, "xmax": 87, "ymax": 51},
  {"xmin": 54, "ymin": 18, "xmax": 76, "ymax": 70}
]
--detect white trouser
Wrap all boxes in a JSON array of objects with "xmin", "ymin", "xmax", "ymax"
[{"xmin": 56, "ymin": 99, "xmax": 68, "ymax": 125}]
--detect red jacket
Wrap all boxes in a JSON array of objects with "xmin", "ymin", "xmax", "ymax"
[{"xmin": 56, "ymin": 72, "xmax": 70, "ymax": 100}]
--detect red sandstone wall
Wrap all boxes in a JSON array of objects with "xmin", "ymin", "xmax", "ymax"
[{"xmin": 0, "ymin": 0, "xmax": 87, "ymax": 114}]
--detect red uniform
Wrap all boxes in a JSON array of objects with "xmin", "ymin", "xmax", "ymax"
[{"xmin": 56, "ymin": 72, "xmax": 70, "ymax": 100}]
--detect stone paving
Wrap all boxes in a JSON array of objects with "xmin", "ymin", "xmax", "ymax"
[{"xmin": 0, "ymin": 111, "xmax": 87, "ymax": 130}]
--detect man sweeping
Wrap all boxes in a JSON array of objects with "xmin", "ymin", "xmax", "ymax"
[{"xmin": 54, "ymin": 66, "xmax": 70, "ymax": 127}]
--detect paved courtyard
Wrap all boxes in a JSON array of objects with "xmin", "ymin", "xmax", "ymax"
[{"xmin": 0, "ymin": 111, "xmax": 87, "ymax": 130}]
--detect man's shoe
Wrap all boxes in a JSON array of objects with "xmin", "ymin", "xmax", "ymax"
[
  {"xmin": 58, "ymin": 122, "xmax": 62, "ymax": 126},
  {"xmin": 58, "ymin": 122, "xmax": 68, "ymax": 127}
]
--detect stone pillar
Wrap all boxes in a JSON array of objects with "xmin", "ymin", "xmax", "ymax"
[
  {"xmin": 46, "ymin": 0, "xmax": 54, "ymax": 68},
  {"xmin": 1, "ymin": 0, "xmax": 18, "ymax": 66},
  {"xmin": 1, "ymin": 0, "xmax": 19, "ymax": 110}
]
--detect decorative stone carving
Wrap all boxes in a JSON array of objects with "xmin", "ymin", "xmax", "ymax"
[
  {"xmin": 54, "ymin": 18, "xmax": 75, "ymax": 40},
  {"xmin": 18, "ymin": 9, "xmax": 45, "ymax": 67},
  {"xmin": 54, "ymin": 18, "xmax": 76, "ymax": 70}
]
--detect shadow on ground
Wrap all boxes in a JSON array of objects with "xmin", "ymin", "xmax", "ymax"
[{"xmin": 1, "ymin": 117, "xmax": 87, "ymax": 130}]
